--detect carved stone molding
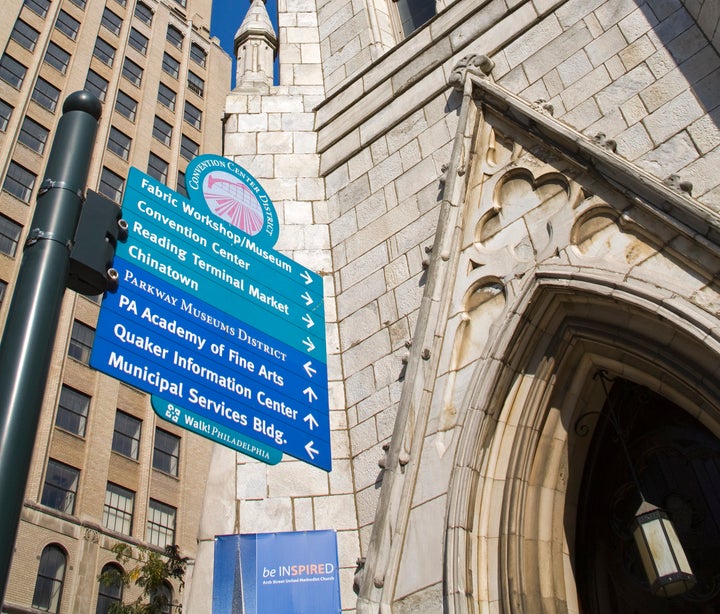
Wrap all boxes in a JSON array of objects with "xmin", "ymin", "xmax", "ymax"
[
  {"xmin": 664, "ymin": 173, "xmax": 693, "ymax": 195},
  {"xmin": 448, "ymin": 54, "xmax": 495, "ymax": 91},
  {"xmin": 83, "ymin": 528, "xmax": 99, "ymax": 543}
]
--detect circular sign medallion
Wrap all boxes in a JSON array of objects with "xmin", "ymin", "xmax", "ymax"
[{"xmin": 185, "ymin": 155, "xmax": 279, "ymax": 248}]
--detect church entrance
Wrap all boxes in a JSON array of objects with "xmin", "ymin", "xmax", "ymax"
[{"xmin": 576, "ymin": 377, "xmax": 720, "ymax": 612}]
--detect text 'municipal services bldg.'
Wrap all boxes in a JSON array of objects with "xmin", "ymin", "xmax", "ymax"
[{"xmin": 3, "ymin": 0, "xmax": 720, "ymax": 612}]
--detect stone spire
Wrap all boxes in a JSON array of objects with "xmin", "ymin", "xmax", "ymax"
[{"xmin": 234, "ymin": 0, "xmax": 277, "ymax": 89}]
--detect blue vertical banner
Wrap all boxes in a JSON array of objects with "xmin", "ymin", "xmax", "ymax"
[{"xmin": 213, "ymin": 530, "xmax": 341, "ymax": 614}]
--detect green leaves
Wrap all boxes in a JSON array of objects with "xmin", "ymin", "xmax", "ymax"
[{"xmin": 98, "ymin": 543, "xmax": 188, "ymax": 613}]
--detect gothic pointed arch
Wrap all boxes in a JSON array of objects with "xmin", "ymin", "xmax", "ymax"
[
  {"xmin": 440, "ymin": 74, "xmax": 720, "ymax": 612},
  {"xmin": 356, "ymin": 68, "xmax": 720, "ymax": 613},
  {"xmin": 445, "ymin": 273, "xmax": 720, "ymax": 612}
]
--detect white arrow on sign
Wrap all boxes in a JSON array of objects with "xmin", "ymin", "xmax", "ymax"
[
  {"xmin": 302, "ymin": 337, "xmax": 315, "ymax": 353},
  {"xmin": 303, "ymin": 361, "xmax": 317, "ymax": 378},
  {"xmin": 305, "ymin": 441, "xmax": 319, "ymax": 459},
  {"xmin": 302, "ymin": 313, "xmax": 314, "ymax": 328},
  {"xmin": 304, "ymin": 413, "xmax": 318, "ymax": 430},
  {"xmin": 300, "ymin": 270, "xmax": 313, "ymax": 285},
  {"xmin": 301, "ymin": 291, "xmax": 313, "ymax": 306},
  {"xmin": 303, "ymin": 386, "xmax": 318, "ymax": 403}
]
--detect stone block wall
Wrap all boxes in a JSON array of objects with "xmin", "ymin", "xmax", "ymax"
[
  {"xmin": 682, "ymin": 0, "xmax": 720, "ymax": 53},
  {"xmin": 316, "ymin": 0, "xmax": 397, "ymax": 94},
  {"xmin": 323, "ymin": 94, "xmax": 456, "ymax": 551},
  {"xmin": 315, "ymin": 0, "xmax": 720, "ymax": 207},
  {"xmin": 214, "ymin": 0, "xmax": 720, "ymax": 609},
  {"xmin": 490, "ymin": 0, "xmax": 720, "ymax": 207},
  {"xmin": 312, "ymin": 0, "xmax": 720, "ymax": 573}
]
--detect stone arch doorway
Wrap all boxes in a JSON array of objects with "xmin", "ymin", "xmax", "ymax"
[
  {"xmin": 575, "ymin": 377, "xmax": 720, "ymax": 612},
  {"xmin": 444, "ymin": 277, "xmax": 720, "ymax": 613}
]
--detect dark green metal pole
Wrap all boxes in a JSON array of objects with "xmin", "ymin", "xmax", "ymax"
[{"xmin": 0, "ymin": 92, "xmax": 101, "ymax": 602}]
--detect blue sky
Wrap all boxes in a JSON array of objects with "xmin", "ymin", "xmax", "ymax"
[{"xmin": 211, "ymin": 0, "xmax": 279, "ymax": 86}]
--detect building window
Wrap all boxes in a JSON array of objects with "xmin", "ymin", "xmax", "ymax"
[
  {"xmin": 187, "ymin": 71, "xmax": 204, "ymax": 97},
  {"xmin": 122, "ymin": 58, "xmax": 143, "ymax": 86},
  {"xmin": 69, "ymin": 0, "xmax": 87, "ymax": 9},
  {"xmin": 176, "ymin": 170, "xmax": 187, "ymax": 197},
  {"xmin": 68, "ymin": 320, "xmax": 94, "ymax": 363},
  {"xmin": 183, "ymin": 101, "xmax": 201, "ymax": 129},
  {"xmin": 147, "ymin": 153, "xmax": 168, "ymax": 183},
  {"xmin": 99, "ymin": 167, "xmax": 124, "ymax": 203},
  {"xmin": 96, "ymin": 564, "xmax": 123, "ymax": 614},
  {"xmin": 24, "ymin": 0, "xmax": 50, "ymax": 18},
  {"xmin": 146, "ymin": 500, "xmax": 176, "ymax": 548},
  {"xmin": 166, "ymin": 24, "xmax": 183, "ymax": 49},
  {"xmin": 18, "ymin": 116, "xmax": 49, "ymax": 154},
  {"xmin": 152, "ymin": 116, "xmax": 172, "ymax": 146},
  {"xmin": 162, "ymin": 53, "xmax": 179, "ymax": 79},
  {"xmin": 153, "ymin": 428, "xmax": 179, "ymax": 476},
  {"xmin": 134, "ymin": 2, "xmax": 153, "ymax": 26},
  {"xmin": 54, "ymin": 10, "xmax": 81, "ymax": 40},
  {"xmin": 0, "ymin": 279, "xmax": 6, "ymax": 307},
  {"xmin": 0, "ymin": 214, "xmax": 22, "ymax": 257},
  {"xmin": 173, "ymin": 0, "xmax": 186, "ymax": 8},
  {"xmin": 103, "ymin": 483, "xmax": 134, "ymax": 535},
  {"xmin": 56, "ymin": 385, "xmax": 89, "ymax": 436},
  {"xmin": 114, "ymin": 90, "xmax": 137, "ymax": 122},
  {"xmin": 101, "ymin": 7, "xmax": 122, "ymax": 36},
  {"xmin": 84, "ymin": 70, "xmax": 109, "ymax": 102},
  {"xmin": 393, "ymin": 0, "xmax": 436, "ymax": 37},
  {"xmin": 93, "ymin": 37, "xmax": 115, "ymax": 66},
  {"xmin": 44, "ymin": 41, "xmax": 72, "ymax": 74},
  {"xmin": 32, "ymin": 545, "xmax": 67, "ymax": 613},
  {"xmin": 112, "ymin": 410, "xmax": 141, "ymax": 459},
  {"xmin": 32, "ymin": 77, "xmax": 61, "ymax": 112},
  {"xmin": 180, "ymin": 135, "xmax": 199, "ymax": 161},
  {"xmin": 150, "ymin": 582, "xmax": 172, "ymax": 614},
  {"xmin": 3, "ymin": 161, "xmax": 36, "ymax": 203},
  {"xmin": 41, "ymin": 459, "xmax": 79, "ymax": 514},
  {"xmin": 128, "ymin": 27, "xmax": 148, "ymax": 55},
  {"xmin": 0, "ymin": 55, "xmax": 27, "ymax": 89},
  {"xmin": 0, "ymin": 100, "xmax": 12, "ymax": 131},
  {"xmin": 157, "ymin": 83, "xmax": 176, "ymax": 111},
  {"xmin": 107, "ymin": 126, "xmax": 132, "ymax": 160},
  {"xmin": 10, "ymin": 19, "xmax": 40, "ymax": 51},
  {"xmin": 190, "ymin": 42, "xmax": 206, "ymax": 67}
]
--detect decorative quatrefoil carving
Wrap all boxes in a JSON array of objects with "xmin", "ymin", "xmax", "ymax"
[{"xmin": 475, "ymin": 168, "xmax": 571, "ymax": 257}]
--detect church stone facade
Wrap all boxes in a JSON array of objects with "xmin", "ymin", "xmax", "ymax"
[{"xmin": 188, "ymin": 0, "xmax": 720, "ymax": 612}]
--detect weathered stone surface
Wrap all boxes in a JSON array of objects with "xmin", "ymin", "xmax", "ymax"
[{"xmin": 209, "ymin": 2, "xmax": 720, "ymax": 613}]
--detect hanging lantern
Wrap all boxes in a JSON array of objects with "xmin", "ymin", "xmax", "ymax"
[{"xmin": 632, "ymin": 501, "xmax": 697, "ymax": 597}]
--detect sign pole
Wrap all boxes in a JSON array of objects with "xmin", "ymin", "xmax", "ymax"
[{"xmin": 0, "ymin": 91, "xmax": 101, "ymax": 603}]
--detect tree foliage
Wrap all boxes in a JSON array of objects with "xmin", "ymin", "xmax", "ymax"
[{"xmin": 98, "ymin": 543, "xmax": 188, "ymax": 614}]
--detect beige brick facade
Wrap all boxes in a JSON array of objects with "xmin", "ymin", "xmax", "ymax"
[{"xmin": 0, "ymin": 0, "xmax": 230, "ymax": 610}]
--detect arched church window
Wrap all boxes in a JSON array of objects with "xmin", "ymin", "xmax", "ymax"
[
  {"xmin": 96, "ymin": 563, "xmax": 123, "ymax": 614},
  {"xmin": 392, "ymin": 0, "xmax": 436, "ymax": 38},
  {"xmin": 32, "ymin": 544, "xmax": 67, "ymax": 613}
]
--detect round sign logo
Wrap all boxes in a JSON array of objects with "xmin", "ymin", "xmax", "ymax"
[
  {"xmin": 204, "ymin": 170, "xmax": 265, "ymax": 235},
  {"xmin": 185, "ymin": 155, "xmax": 279, "ymax": 248}
]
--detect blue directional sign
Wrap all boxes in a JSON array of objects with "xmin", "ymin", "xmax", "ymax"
[{"xmin": 90, "ymin": 161, "xmax": 330, "ymax": 470}]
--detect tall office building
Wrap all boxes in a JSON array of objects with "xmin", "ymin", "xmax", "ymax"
[{"xmin": 0, "ymin": 0, "xmax": 230, "ymax": 611}]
